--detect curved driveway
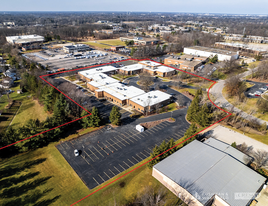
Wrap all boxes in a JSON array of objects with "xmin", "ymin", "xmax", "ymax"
[{"xmin": 209, "ymin": 68, "xmax": 268, "ymax": 125}]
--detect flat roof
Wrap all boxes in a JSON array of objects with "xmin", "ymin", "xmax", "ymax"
[
  {"xmin": 78, "ymin": 65, "xmax": 118, "ymax": 78},
  {"xmin": 154, "ymin": 140, "xmax": 266, "ymax": 206},
  {"xmin": 120, "ymin": 64, "xmax": 144, "ymax": 71},
  {"xmin": 185, "ymin": 46, "xmax": 238, "ymax": 56},
  {"xmin": 98, "ymin": 82, "xmax": 145, "ymax": 101},
  {"xmin": 166, "ymin": 54, "xmax": 208, "ymax": 60},
  {"xmin": 130, "ymin": 90, "xmax": 171, "ymax": 107},
  {"xmin": 139, "ymin": 60, "xmax": 162, "ymax": 67},
  {"xmin": 6, "ymin": 35, "xmax": 44, "ymax": 44},
  {"xmin": 155, "ymin": 65, "xmax": 175, "ymax": 73},
  {"xmin": 87, "ymin": 73, "xmax": 119, "ymax": 88},
  {"xmin": 216, "ymin": 42, "xmax": 267, "ymax": 52}
]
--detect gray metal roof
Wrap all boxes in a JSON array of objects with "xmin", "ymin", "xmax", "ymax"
[
  {"xmin": 204, "ymin": 138, "xmax": 253, "ymax": 165},
  {"xmin": 154, "ymin": 140, "xmax": 266, "ymax": 206}
]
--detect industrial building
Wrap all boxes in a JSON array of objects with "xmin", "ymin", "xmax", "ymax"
[
  {"xmin": 215, "ymin": 42, "xmax": 267, "ymax": 56},
  {"xmin": 120, "ymin": 37, "xmax": 160, "ymax": 46},
  {"xmin": 63, "ymin": 44, "xmax": 91, "ymax": 53},
  {"xmin": 153, "ymin": 139, "xmax": 266, "ymax": 206},
  {"xmin": 138, "ymin": 61, "xmax": 176, "ymax": 77},
  {"xmin": 110, "ymin": 45, "xmax": 125, "ymax": 51},
  {"xmin": 164, "ymin": 55, "xmax": 208, "ymax": 72},
  {"xmin": 184, "ymin": 46, "xmax": 239, "ymax": 61},
  {"xmin": 6, "ymin": 34, "xmax": 44, "ymax": 45}
]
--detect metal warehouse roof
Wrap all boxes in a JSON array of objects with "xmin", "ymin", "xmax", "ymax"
[
  {"xmin": 204, "ymin": 138, "xmax": 253, "ymax": 165},
  {"xmin": 154, "ymin": 140, "xmax": 266, "ymax": 206}
]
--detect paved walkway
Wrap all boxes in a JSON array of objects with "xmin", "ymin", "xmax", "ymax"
[
  {"xmin": 209, "ymin": 68, "xmax": 268, "ymax": 125},
  {"xmin": 208, "ymin": 125, "xmax": 268, "ymax": 152}
]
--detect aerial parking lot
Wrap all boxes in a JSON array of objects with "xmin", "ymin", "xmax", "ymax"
[
  {"xmin": 24, "ymin": 48, "xmax": 125, "ymax": 70},
  {"xmin": 56, "ymin": 109, "xmax": 189, "ymax": 189},
  {"xmin": 245, "ymin": 80, "xmax": 268, "ymax": 98}
]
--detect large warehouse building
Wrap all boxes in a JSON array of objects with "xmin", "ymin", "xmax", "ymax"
[
  {"xmin": 6, "ymin": 34, "xmax": 44, "ymax": 45},
  {"xmin": 184, "ymin": 46, "xmax": 239, "ymax": 61},
  {"xmin": 153, "ymin": 139, "xmax": 266, "ymax": 206}
]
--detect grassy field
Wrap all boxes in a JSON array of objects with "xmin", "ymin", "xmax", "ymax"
[
  {"xmin": 0, "ymin": 81, "xmax": 30, "ymax": 111},
  {"xmin": 0, "ymin": 125, "xmax": 182, "ymax": 206},
  {"xmin": 222, "ymin": 87, "xmax": 268, "ymax": 121},
  {"xmin": 83, "ymin": 39, "xmax": 125, "ymax": 49},
  {"xmin": 11, "ymin": 98, "xmax": 51, "ymax": 128},
  {"xmin": 97, "ymin": 39, "xmax": 125, "ymax": 46},
  {"xmin": 0, "ymin": 101, "xmax": 21, "ymax": 134}
]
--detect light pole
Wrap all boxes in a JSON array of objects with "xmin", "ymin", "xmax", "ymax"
[{"xmin": 171, "ymin": 111, "xmax": 173, "ymax": 119}]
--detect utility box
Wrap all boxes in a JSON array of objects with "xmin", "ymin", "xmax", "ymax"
[{"xmin": 136, "ymin": 124, "xmax": 144, "ymax": 132}]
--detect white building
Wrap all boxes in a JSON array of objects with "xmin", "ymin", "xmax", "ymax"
[
  {"xmin": 6, "ymin": 35, "xmax": 44, "ymax": 45},
  {"xmin": 63, "ymin": 44, "xmax": 91, "ymax": 53},
  {"xmin": 184, "ymin": 46, "xmax": 239, "ymax": 61}
]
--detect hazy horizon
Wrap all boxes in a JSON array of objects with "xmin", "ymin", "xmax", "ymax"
[{"xmin": 1, "ymin": 0, "xmax": 268, "ymax": 15}]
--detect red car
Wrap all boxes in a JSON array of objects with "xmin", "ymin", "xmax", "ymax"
[{"xmin": 255, "ymin": 94, "xmax": 260, "ymax": 97}]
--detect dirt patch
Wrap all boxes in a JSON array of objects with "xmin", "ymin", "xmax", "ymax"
[
  {"xmin": 182, "ymin": 91, "xmax": 195, "ymax": 100},
  {"xmin": 247, "ymin": 78, "xmax": 268, "ymax": 84},
  {"xmin": 140, "ymin": 118, "xmax": 174, "ymax": 129}
]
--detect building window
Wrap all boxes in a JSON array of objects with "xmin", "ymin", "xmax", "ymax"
[{"xmin": 138, "ymin": 108, "xmax": 140, "ymax": 110}]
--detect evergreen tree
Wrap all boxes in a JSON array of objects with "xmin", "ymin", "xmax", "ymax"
[
  {"xmin": 183, "ymin": 123, "xmax": 198, "ymax": 146},
  {"xmin": 53, "ymin": 93, "xmax": 67, "ymax": 124},
  {"xmin": 89, "ymin": 107, "xmax": 101, "ymax": 127},
  {"xmin": 187, "ymin": 96, "xmax": 200, "ymax": 122},
  {"xmin": 109, "ymin": 106, "xmax": 121, "ymax": 125},
  {"xmin": 199, "ymin": 104, "xmax": 210, "ymax": 127},
  {"xmin": 81, "ymin": 110, "xmax": 91, "ymax": 128},
  {"xmin": 44, "ymin": 87, "xmax": 55, "ymax": 112}
]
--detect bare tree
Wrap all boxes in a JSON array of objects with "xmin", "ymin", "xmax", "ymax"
[{"xmin": 252, "ymin": 150, "xmax": 268, "ymax": 170}]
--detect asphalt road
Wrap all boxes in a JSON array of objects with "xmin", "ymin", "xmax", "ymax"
[{"xmin": 56, "ymin": 108, "xmax": 189, "ymax": 189}]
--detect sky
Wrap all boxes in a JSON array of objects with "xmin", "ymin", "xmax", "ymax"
[{"xmin": 1, "ymin": 0, "xmax": 268, "ymax": 15}]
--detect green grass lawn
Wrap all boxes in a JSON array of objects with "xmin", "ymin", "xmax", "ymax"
[
  {"xmin": 97, "ymin": 39, "xmax": 125, "ymax": 46},
  {"xmin": 222, "ymin": 87, "xmax": 268, "ymax": 121},
  {"xmin": 65, "ymin": 75, "xmax": 77, "ymax": 82},
  {"xmin": 0, "ymin": 81, "xmax": 30, "ymax": 111},
  {"xmin": 0, "ymin": 101, "xmax": 21, "ymax": 134},
  {"xmin": 82, "ymin": 42, "xmax": 110, "ymax": 49},
  {"xmin": 11, "ymin": 98, "xmax": 52, "ymax": 128}
]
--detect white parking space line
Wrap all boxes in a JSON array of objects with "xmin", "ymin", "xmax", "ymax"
[
  {"xmin": 128, "ymin": 159, "xmax": 135, "ymax": 165},
  {"xmin": 119, "ymin": 164, "xmax": 126, "ymax": 170},
  {"xmin": 109, "ymin": 169, "xmax": 116, "ymax": 176},
  {"xmin": 104, "ymin": 172, "xmax": 111, "ymax": 179},
  {"xmin": 92, "ymin": 177, "xmax": 100, "ymax": 185},
  {"xmin": 123, "ymin": 161, "xmax": 131, "ymax": 168},
  {"xmin": 98, "ymin": 174, "xmax": 106, "ymax": 182},
  {"xmin": 114, "ymin": 166, "xmax": 121, "ymax": 173}
]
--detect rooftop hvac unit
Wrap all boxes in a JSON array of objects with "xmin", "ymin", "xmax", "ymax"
[
  {"xmin": 138, "ymin": 98, "xmax": 140, "ymax": 100},
  {"xmin": 154, "ymin": 95, "xmax": 157, "ymax": 98}
]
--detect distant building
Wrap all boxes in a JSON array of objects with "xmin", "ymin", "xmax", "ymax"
[
  {"xmin": 63, "ymin": 44, "xmax": 91, "ymax": 53},
  {"xmin": 6, "ymin": 34, "xmax": 44, "ymax": 45},
  {"xmin": 164, "ymin": 55, "xmax": 208, "ymax": 72},
  {"xmin": 153, "ymin": 139, "xmax": 265, "ymax": 206},
  {"xmin": 215, "ymin": 42, "xmax": 267, "ymax": 56},
  {"xmin": 111, "ymin": 45, "xmax": 125, "ymax": 51},
  {"xmin": 0, "ymin": 77, "xmax": 14, "ymax": 89},
  {"xmin": 184, "ymin": 46, "xmax": 239, "ymax": 61},
  {"xmin": 120, "ymin": 37, "xmax": 160, "ymax": 46}
]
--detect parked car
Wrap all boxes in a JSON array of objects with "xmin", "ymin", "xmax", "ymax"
[
  {"xmin": 74, "ymin": 149, "xmax": 79, "ymax": 156},
  {"xmin": 260, "ymin": 86, "xmax": 268, "ymax": 91}
]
